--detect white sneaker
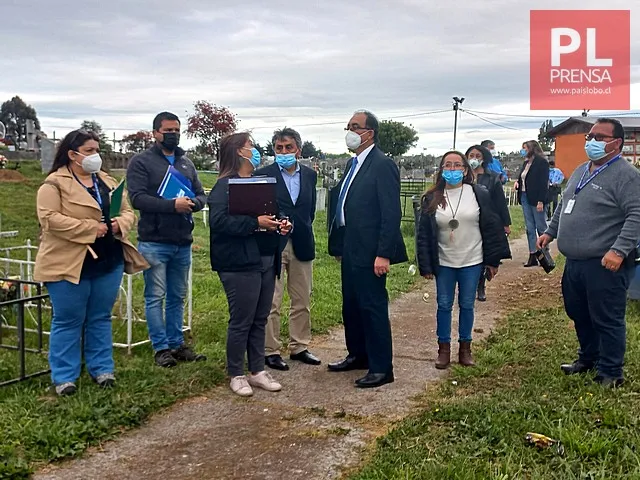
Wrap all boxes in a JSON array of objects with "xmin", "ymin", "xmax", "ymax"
[
  {"xmin": 230, "ymin": 375, "xmax": 253, "ymax": 397},
  {"xmin": 248, "ymin": 371, "xmax": 282, "ymax": 392}
]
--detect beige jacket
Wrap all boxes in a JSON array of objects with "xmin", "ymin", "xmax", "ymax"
[{"xmin": 34, "ymin": 167, "xmax": 149, "ymax": 284}]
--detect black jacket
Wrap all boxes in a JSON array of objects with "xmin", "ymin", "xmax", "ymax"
[
  {"xmin": 328, "ymin": 146, "xmax": 408, "ymax": 266},
  {"xmin": 207, "ymin": 176, "xmax": 284, "ymax": 276},
  {"xmin": 126, "ymin": 144, "xmax": 206, "ymax": 245},
  {"xmin": 516, "ymin": 155, "xmax": 549, "ymax": 206},
  {"xmin": 417, "ymin": 184, "xmax": 511, "ymax": 277},
  {"xmin": 477, "ymin": 170, "xmax": 511, "ymax": 227},
  {"xmin": 254, "ymin": 162, "xmax": 317, "ymax": 262}
]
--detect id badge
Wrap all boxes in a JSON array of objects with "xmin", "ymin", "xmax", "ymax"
[{"xmin": 564, "ymin": 198, "xmax": 575, "ymax": 214}]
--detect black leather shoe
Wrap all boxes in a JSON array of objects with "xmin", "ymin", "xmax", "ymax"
[
  {"xmin": 171, "ymin": 344, "xmax": 207, "ymax": 362},
  {"xmin": 561, "ymin": 360, "xmax": 594, "ymax": 375},
  {"xmin": 290, "ymin": 350, "xmax": 321, "ymax": 365},
  {"xmin": 355, "ymin": 372, "xmax": 394, "ymax": 388},
  {"xmin": 266, "ymin": 354, "xmax": 290, "ymax": 371},
  {"xmin": 594, "ymin": 375, "xmax": 624, "ymax": 388},
  {"xmin": 327, "ymin": 355, "xmax": 368, "ymax": 372}
]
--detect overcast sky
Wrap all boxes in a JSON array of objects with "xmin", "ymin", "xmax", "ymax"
[{"xmin": 1, "ymin": 0, "xmax": 638, "ymax": 155}]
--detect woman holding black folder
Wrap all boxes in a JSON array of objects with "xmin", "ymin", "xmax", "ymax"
[
  {"xmin": 208, "ymin": 132, "xmax": 292, "ymax": 397},
  {"xmin": 33, "ymin": 129, "xmax": 148, "ymax": 396}
]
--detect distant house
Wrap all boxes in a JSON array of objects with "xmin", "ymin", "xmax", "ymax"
[{"xmin": 546, "ymin": 116, "xmax": 640, "ymax": 176}]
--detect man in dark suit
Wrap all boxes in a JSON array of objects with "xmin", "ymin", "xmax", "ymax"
[
  {"xmin": 255, "ymin": 128, "xmax": 321, "ymax": 371},
  {"xmin": 327, "ymin": 110, "xmax": 408, "ymax": 388}
]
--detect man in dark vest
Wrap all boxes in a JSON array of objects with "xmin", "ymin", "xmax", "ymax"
[{"xmin": 255, "ymin": 127, "xmax": 321, "ymax": 370}]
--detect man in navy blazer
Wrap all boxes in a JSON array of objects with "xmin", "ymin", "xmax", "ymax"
[
  {"xmin": 255, "ymin": 128, "xmax": 321, "ymax": 371},
  {"xmin": 327, "ymin": 110, "xmax": 408, "ymax": 388}
]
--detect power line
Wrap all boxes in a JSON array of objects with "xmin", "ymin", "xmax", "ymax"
[
  {"xmin": 244, "ymin": 108, "xmax": 451, "ymax": 130},
  {"xmin": 460, "ymin": 109, "xmax": 524, "ymax": 131}
]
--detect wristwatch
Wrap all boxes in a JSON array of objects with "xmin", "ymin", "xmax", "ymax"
[{"xmin": 611, "ymin": 249, "xmax": 625, "ymax": 258}]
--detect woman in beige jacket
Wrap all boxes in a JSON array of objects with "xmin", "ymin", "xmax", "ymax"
[{"xmin": 34, "ymin": 129, "xmax": 148, "ymax": 396}]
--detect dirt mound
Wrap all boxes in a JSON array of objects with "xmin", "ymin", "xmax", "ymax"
[{"xmin": 0, "ymin": 169, "xmax": 27, "ymax": 183}]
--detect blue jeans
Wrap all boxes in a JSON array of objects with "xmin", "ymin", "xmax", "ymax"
[
  {"xmin": 137, "ymin": 242, "xmax": 191, "ymax": 352},
  {"xmin": 46, "ymin": 263, "xmax": 124, "ymax": 385},
  {"xmin": 435, "ymin": 264, "xmax": 484, "ymax": 343},
  {"xmin": 521, "ymin": 192, "xmax": 548, "ymax": 253}
]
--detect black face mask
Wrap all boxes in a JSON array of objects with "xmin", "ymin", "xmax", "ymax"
[{"xmin": 160, "ymin": 132, "xmax": 180, "ymax": 152}]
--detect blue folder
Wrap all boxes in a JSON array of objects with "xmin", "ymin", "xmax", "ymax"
[{"xmin": 158, "ymin": 166, "xmax": 195, "ymax": 199}]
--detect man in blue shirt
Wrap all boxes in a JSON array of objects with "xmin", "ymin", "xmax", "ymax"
[
  {"xmin": 481, "ymin": 139, "xmax": 508, "ymax": 184},
  {"xmin": 127, "ymin": 112, "xmax": 207, "ymax": 368},
  {"xmin": 255, "ymin": 128, "xmax": 320, "ymax": 371},
  {"xmin": 547, "ymin": 159, "xmax": 565, "ymax": 220}
]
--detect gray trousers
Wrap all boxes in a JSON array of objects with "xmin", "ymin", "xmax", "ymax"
[{"xmin": 219, "ymin": 257, "xmax": 276, "ymax": 377}]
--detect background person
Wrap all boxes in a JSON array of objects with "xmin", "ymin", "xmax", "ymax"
[
  {"xmin": 417, "ymin": 151, "xmax": 510, "ymax": 369},
  {"xmin": 255, "ymin": 127, "xmax": 320, "ymax": 371},
  {"xmin": 538, "ymin": 118, "xmax": 640, "ymax": 388},
  {"xmin": 127, "ymin": 112, "xmax": 207, "ymax": 368},
  {"xmin": 547, "ymin": 159, "xmax": 565, "ymax": 220},
  {"xmin": 34, "ymin": 129, "xmax": 148, "ymax": 396},
  {"xmin": 515, "ymin": 140, "xmax": 549, "ymax": 267},
  {"xmin": 327, "ymin": 110, "xmax": 407, "ymax": 389},
  {"xmin": 466, "ymin": 145, "xmax": 511, "ymax": 302},
  {"xmin": 480, "ymin": 139, "xmax": 508, "ymax": 184},
  {"xmin": 208, "ymin": 132, "xmax": 292, "ymax": 397}
]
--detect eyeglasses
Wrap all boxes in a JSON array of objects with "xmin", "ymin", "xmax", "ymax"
[
  {"xmin": 443, "ymin": 163, "xmax": 465, "ymax": 170},
  {"xmin": 344, "ymin": 124, "xmax": 372, "ymax": 132},
  {"xmin": 586, "ymin": 133, "xmax": 615, "ymax": 142}
]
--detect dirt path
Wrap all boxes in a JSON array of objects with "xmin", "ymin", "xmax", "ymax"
[{"xmin": 36, "ymin": 236, "xmax": 561, "ymax": 480}]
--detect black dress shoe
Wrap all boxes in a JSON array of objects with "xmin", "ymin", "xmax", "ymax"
[
  {"xmin": 355, "ymin": 372, "xmax": 394, "ymax": 388},
  {"xmin": 290, "ymin": 350, "xmax": 321, "ymax": 365},
  {"xmin": 327, "ymin": 355, "xmax": 368, "ymax": 372},
  {"xmin": 265, "ymin": 354, "xmax": 290, "ymax": 371},
  {"xmin": 594, "ymin": 375, "xmax": 624, "ymax": 388},
  {"xmin": 561, "ymin": 360, "xmax": 594, "ymax": 375}
]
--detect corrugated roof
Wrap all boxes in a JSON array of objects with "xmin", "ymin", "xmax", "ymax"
[{"xmin": 547, "ymin": 116, "xmax": 640, "ymax": 136}]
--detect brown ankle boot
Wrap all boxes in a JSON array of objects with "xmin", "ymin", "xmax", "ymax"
[
  {"xmin": 435, "ymin": 342, "xmax": 451, "ymax": 369},
  {"xmin": 459, "ymin": 341, "xmax": 475, "ymax": 367}
]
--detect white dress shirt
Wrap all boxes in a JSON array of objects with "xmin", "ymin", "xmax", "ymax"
[{"xmin": 337, "ymin": 144, "xmax": 375, "ymax": 226}]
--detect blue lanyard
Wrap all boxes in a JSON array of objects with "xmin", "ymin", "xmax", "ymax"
[
  {"xmin": 574, "ymin": 154, "xmax": 621, "ymax": 196},
  {"xmin": 73, "ymin": 171, "xmax": 103, "ymax": 208}
]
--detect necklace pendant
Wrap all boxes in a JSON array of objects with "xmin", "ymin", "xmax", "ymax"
[{"xmin": 448, "ymin": 219, "xmax": 459, "ymax": 230}]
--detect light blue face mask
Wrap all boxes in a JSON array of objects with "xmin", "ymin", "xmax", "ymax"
[
  {"xmin": 520, "ymin": 149, "xmax": 527, "ymax": 157},
  {"xmin": 584, "ymin": 138, "xmax": 611, "ymax": 161},
  {"xmin": 243, "ymin": 147, "xmax": 261, "ymax": 169},
  {"xmin": 275, "ymin": 153, "xmax": 297, "ymax": 169},
  {"xmin": 442, "ymin": 169, "xmax": 464, "ymax": 186}
]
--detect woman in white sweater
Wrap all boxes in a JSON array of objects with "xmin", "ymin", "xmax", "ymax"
[{"xmin": 417, "ymin": 151, "xmax": 511, "ymax": 369}]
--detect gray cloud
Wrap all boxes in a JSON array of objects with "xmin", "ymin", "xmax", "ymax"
[{"xmin": 1, "ymin": 0, "xmax": 638, "ymax": 153}]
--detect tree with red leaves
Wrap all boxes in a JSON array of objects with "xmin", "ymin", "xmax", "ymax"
[
  {"xmin": 121, "ymin": 130, "xmax": 153, "ymax": 153},
  {"xmin": 186, "ymin": 101, "xmax": 237, "ymax": 159}
]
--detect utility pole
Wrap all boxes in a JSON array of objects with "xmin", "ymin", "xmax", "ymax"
[{"xmin": 452, "ymin": 96, "xmax": 465, "ymax": 149}]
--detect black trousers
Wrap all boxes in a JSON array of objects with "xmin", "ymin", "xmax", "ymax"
[
  {"xmin": 562, "ymin": 258, "xmax": 633, "ymax": 378},
  {"xmin": 218, "ymin": 257, "xmax": 276, "ymax": 377},
  {"xmin": 341, "ymin": 256, "xmax": 393, "ymax": 374}
]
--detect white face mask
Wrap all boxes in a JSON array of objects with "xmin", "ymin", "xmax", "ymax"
[
  {"xmin": 75, "ymin": 152, "xmax": 102, "ymax": 174},
  {"xmin": 345, "ymin": 130, "xmax": 366, "ymax": 151},
  {"xmin": 489, "ymin": 149, "xmax": 497, "ymax": 157},
  {"xmin": 469, "ymin": 159, "xmax": 482, "ymax": 170}
]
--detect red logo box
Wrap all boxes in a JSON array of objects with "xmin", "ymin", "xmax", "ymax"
[{"xmin": 530, "ymin": 10, "xmax": 630, "ymax": 110}]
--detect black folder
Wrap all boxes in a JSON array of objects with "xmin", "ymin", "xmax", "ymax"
[{"xmin": 228, "ymin": 177, "xmax": 277, "ymax": 216}]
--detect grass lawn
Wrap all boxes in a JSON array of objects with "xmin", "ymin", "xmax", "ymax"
[
  {"xmin": 352, "ymin": 288, "xmax": 640, "ymax": 478},
  {"xmin": 0, "ymin": 161, "xmax": 422, "ymax": 478}
]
